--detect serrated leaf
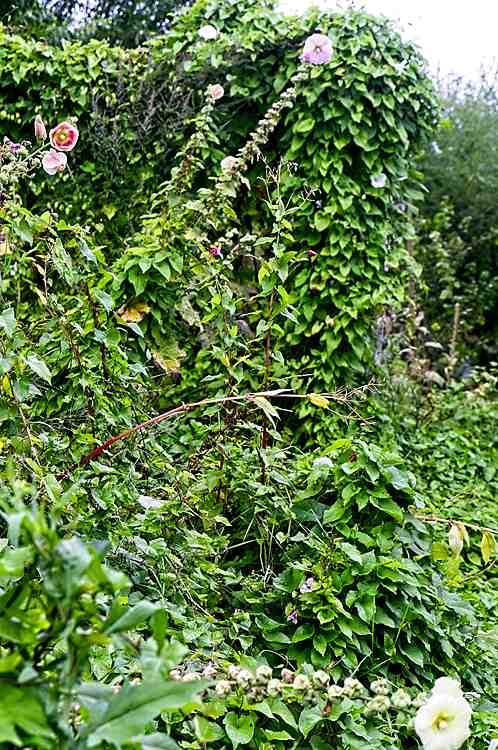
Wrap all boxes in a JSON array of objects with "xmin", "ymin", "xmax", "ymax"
[
  {"xmin": 0, "ymin": 685, "xmax": 53, "ymax": 744},
  {"xmin": 85, "ymin": 679, "xmax": 207, "ymax": 748},
  {"xmin": 193, "ymin": 716, "xmax": 225, "ymax": 743},
  {"xmin": 24, "ymin": 355, "xmax": 52, "ymax": 384}
]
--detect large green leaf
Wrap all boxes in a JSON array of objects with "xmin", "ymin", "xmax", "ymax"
[
  {"xmin": 85, "ymin": 679, "xmax": 208, "ymax": 748},
  {"xmin": 0, "ymin": 685, "xmax": 53, "ymax": 745},
  {"xmin": 105, "ymin": 600, "xmax": 160, "ymax": 634},
  {"xmin": 223, "ymin": 712, "xmax": 255, "ymax": 748}
]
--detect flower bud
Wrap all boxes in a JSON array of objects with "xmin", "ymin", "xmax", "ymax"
[
  {"xmin": 215, "ymin": 680, "xmax": 232, "ymax": 696},
  {"xmin": 293, "ymin": 674, "xmax": 311, "ymax": 691},
  {"xmin": 312, "ymin": 670, "xmax": 330, "ymax": 687},
  {"xmin": 202, "ymin": 663, "xmax": 217, "ymax": 679},
  {"xmin": 255, "ymin": 665, "xmax": 273, "ymax": 684},
  {"xmin": 267, "ymin": 678, "xmax": 282, "ymax": 697},
  {"xmin": 391, "ymin": 689, "xmax": 412, "ymax": 709},
  {"xmin": 182, "ymin": 671, "xmax": 201, "ymax": 681},
  {"xmin": 34, "ymin": 114, "xmax": 47, "ymax": 141},
  {"xmin": 281, "ymin": 668, "xmax": 294, "ymax": 683},
  {"xmin": 343, "ymin": 677, "xmax": 365, "ymax": 697},
  {"xmin": 227, "ymin": 665, "xmax": 241, "ymax": 679},
  {"xmin": 327, "ymin": 684, "xmax": 343, "ymax": 701},
  {"xmin": 370, "ymin": 678, "xmax": 390, "ymax": 696},
  {"xmin": 236, "ymin": 669, "xmax": 253, "ymax": 687}
]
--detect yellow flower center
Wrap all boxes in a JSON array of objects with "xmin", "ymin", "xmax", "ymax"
[
  {"xmin": 433, "ymin": 712, "xmax": 451, "ymax": 731},
  {"xmin": 55, "ymin": 128, "xmax": 69, "ymax": 144}
]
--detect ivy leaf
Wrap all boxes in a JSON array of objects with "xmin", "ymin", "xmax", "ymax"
[
  {"xmin": 223, "ymin": 712, "xmax": 255, "ymax": 748},
  {"xmin": 85, "ymin": 679, "xmax": 207, "ymax": 748},
  {"xmin": 24, "ymin": 355, "xmax": 52, "ymax": 384},
  {"xmin": 93, "ymin": 288, "xmax": 114, "ymax": 312}
]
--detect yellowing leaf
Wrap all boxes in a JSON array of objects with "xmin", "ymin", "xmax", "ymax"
[
  {"xmin": 119, "ymin": 302, "xmax": 150, "ymax": 323},
  {"xmin": 480, "ymin": 531, "xmax": 495, "ymax": 564},
  {"xmin": 448, "ymin": 524, "xmax": 464, "ymax": 558},
  {"xmin": 307, "ymin": 393, "xmax": 330, "ymax": 409}
]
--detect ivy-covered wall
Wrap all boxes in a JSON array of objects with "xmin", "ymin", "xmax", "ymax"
[{"xmin": 1, "ymin": 0, "xmax": 437, "ymax": 396}]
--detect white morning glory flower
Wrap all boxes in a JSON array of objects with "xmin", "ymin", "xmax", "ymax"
[
  {"xmin": 313, "ymin": 456, "xmax": 334, "ymax": 468},
  {"xmin": 371, "ymin": 173, "xmax": 387, "ymax": 189}
]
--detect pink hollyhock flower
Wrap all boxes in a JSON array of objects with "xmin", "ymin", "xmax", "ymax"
[
  {"xmin": 42, "ymin": 148, "xmax": 67, "ymax": 175},
  {"xmin": 209, "ymin": 245, "xmax": 222, "ymax": 257},
  {"xmin": 302, "ymin": 34, "xmax": 333, "ymax": 65},
  {"xmin": 49, "ymin": 121, "xmax": 79, "ymax": 152},
  {"xmin": 207, "ymin": 84, "xmax": 224, "ymax": 101},
  {"xmin": 34, "ymin": 115, "xmax": 47, "ymax": 141}
]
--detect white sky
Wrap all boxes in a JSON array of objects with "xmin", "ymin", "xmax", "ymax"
[{"xmin": 278, "ymin": 0, "xmax": 498, "ymax": 79}]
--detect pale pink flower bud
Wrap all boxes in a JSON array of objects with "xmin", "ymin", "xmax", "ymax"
[
  {"xmin": 207, "ymin": 84, "xmax": 224, "ymax": 101},
  {"xmin": 198, "ymin": 24, "xmax": 218, "ymax": 40},
  {"xmin": 49, "ymin": 121, "xmax": 79, "ymax": 152},
  {"xmin": 302, "ymin": 34, "xmax": 333, "ymax": 65},
  {"xmin": 42, "ymin": 148, "xmax": 67, "ymax": 175},
  {"xmin": 34, "ymin": 115, "xmax": 47, "ymax": 141}
]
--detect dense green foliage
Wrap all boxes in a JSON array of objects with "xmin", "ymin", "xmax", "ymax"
[
  {"xmin": 417, "ymin": 72, "xmax": 498, "ymax": 362},
  {"xmin": 1, "ymin": 1, "xmax": 497, "ymax": 748}
]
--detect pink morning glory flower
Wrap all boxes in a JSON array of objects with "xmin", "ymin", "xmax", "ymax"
[
  {"xmin": 299, "ymin": 577, "xmax": 316, "ymax": 593},
  {"xmin": 49, "ymin": 121, "xmax": 79, "ymax": 152},
  {"xmin": 209, "ymin": 245, "xmax": 222, "ymax": 257},
  {"xmin": 287, "ymin": 609, "xmax": 298, "ymax": 624},
  {"xmin": 42, "ymin": 148, "xmax": 67, "ymax": 175},
  {"xmin": 302, "ymin": 34, "xmax": 333, "ymax": 65}
]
